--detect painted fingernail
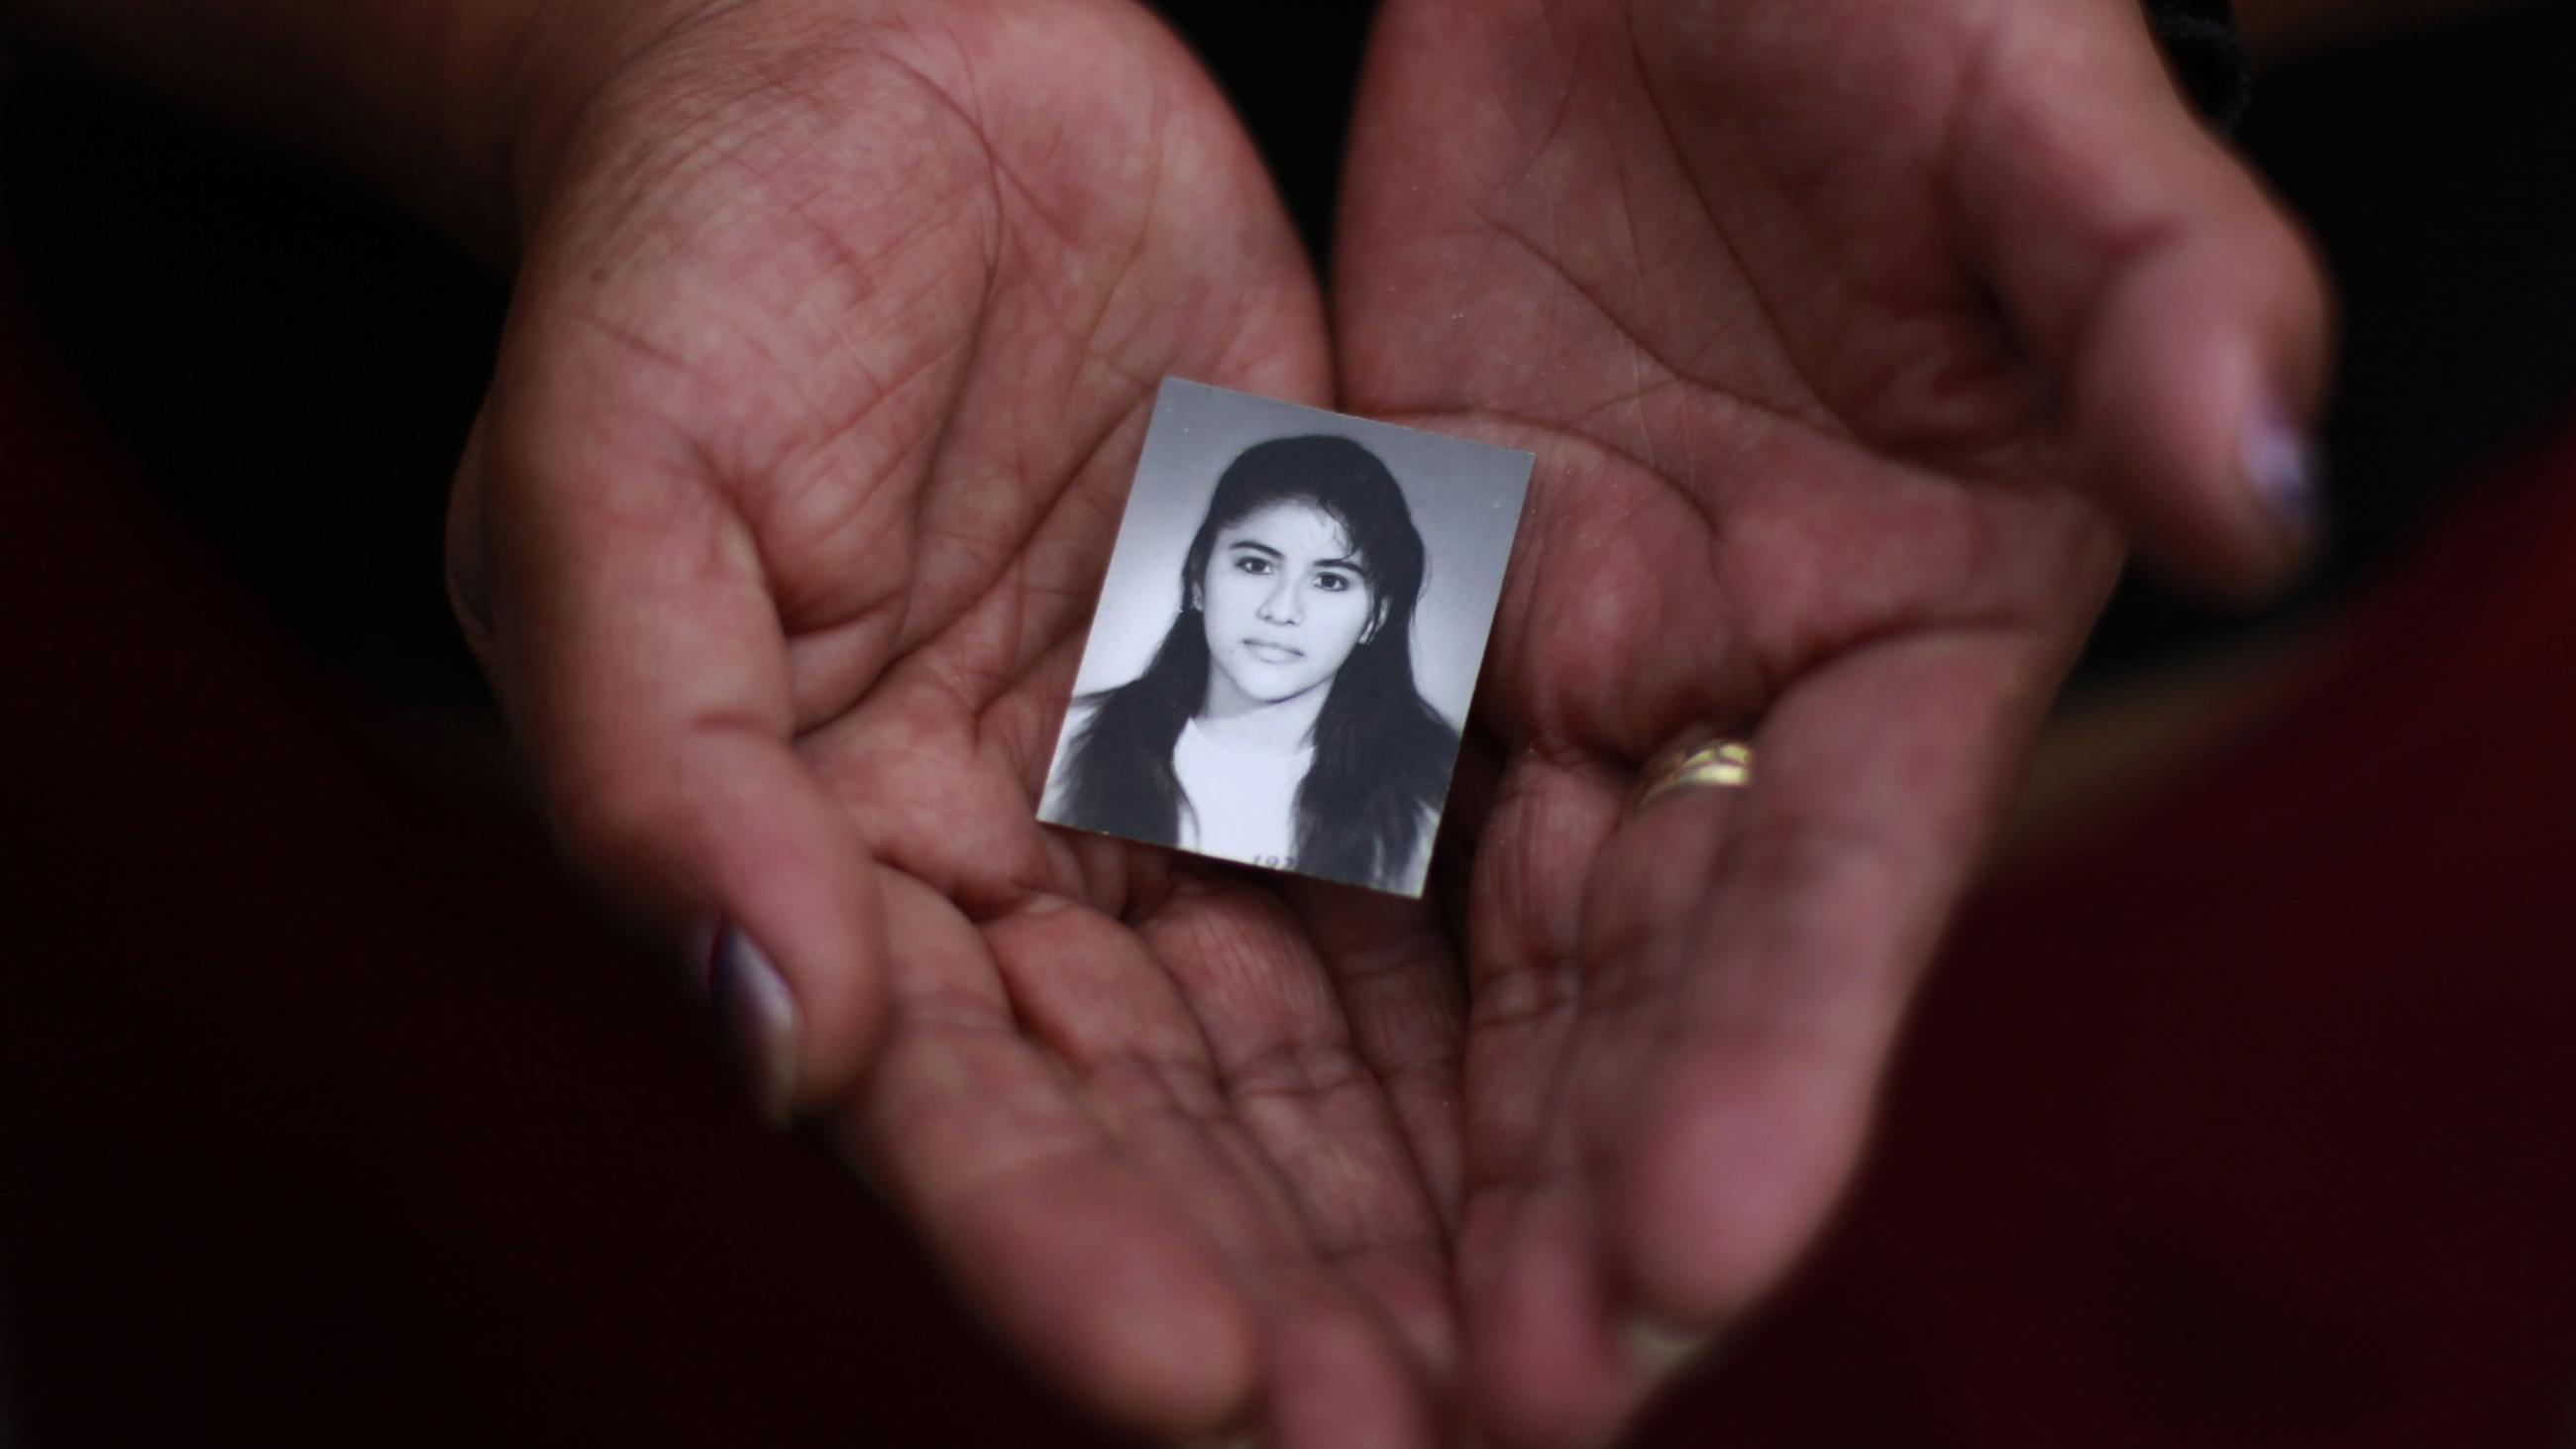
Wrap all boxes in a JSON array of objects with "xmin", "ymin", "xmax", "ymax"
[
  {"xmin": 1621, "ymin": 1314, "xmax": 1725, "ymax": 1382},
  {"xmin": 707, "ymin": 924, "xmax": 800, "ymax": 1126},
  {"xmin": 2242, "ymin": 401, "xmax": 2324, "ymax": 551}
]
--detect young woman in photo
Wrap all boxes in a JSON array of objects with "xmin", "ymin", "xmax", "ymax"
[{"xmin": 1050, "ymin": 433, "xmax": 1459, "ymax": 892}]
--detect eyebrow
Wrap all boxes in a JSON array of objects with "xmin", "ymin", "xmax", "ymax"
[{"xmin": 1225, "ymin": 539, "xmax": 1366, "ymax": 573}]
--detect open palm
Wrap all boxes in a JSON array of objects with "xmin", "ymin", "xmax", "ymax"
[
  {"xmin": 449, "ymin": 1, "xmax": 1470, "ymax": 1440},
  {"xmin": 1335, "ymin": 0, "xmax": 2326, "ymax": 1442},
  {"xmin": 448, "ymin": 0, "xmax": 2325, "ymax": 1442}
]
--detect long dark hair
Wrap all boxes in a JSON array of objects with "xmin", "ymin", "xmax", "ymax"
[{"xmin": 1061, "ymin": 434, "xmax": 1459, "ymax": 889}]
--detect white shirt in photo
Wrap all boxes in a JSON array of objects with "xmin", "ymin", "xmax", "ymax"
[{"xmin": 1173, "ymin": 718, "xmax": 1312, "ymax": 871}]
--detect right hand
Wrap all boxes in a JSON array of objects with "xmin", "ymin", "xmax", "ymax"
[{"xmin": 449, "ymin": 2, "xmax": 1467, "ymax": 1441}]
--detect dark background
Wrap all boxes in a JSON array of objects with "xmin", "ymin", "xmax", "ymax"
[{"xmin": 4, "ymin": 1, "xmax": 2572, "ymax": 1443}]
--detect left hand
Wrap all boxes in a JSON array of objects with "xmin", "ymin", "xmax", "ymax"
[{"xmin": 1333, "ymin": 0, "xmax": 2329, "ymax": 1442}]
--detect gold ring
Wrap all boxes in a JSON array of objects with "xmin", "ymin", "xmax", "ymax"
[{"xmin": 1627, "ymin": 737, "xmax": 1754, "ymax": 814}]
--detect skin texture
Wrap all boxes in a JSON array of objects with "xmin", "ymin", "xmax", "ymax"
[
  {"xmin": 444, "ymin": 0, "xmax": 1468, "ymax": 1441},
  {"xmin": 1333, "ymin": 0, "xmax": 2327, "ymax": 1443},
  {"xmin": 1203, "ymin": 502, "xmax": 1379, "ymax": 716}
]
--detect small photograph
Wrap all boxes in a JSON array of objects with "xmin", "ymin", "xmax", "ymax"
[{"xmin": 1039, "ymin": 378, "xmax": 1534, "ymax": 897}]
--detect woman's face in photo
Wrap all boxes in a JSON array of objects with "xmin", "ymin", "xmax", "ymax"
[{"xmin": 1199, "ymin": 499, "xmax": 1378, "ymax": 709}]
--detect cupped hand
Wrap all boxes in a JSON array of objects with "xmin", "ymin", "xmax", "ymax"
[
  {"xmin": 1335, "ymin": 0, "xmax": 2329, "ymax": 1442},
  {"xmin": 448, "ymin": 2, "xmax": 1469, "ymax": 1440}
]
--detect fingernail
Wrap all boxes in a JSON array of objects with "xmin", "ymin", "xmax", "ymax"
[
  {"xmin": 1621, "ymin": 1314, "xmax": 1725, "ymax": 1382},
  {"xmin": 707, "ymin": 924, "xmax": 800, "ymax": 1126},
  {"xmin": 2242, "ymin": 401, "xmax": 2324, "ymax": 551}
]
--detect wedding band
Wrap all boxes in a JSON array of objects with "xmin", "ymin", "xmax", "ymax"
[{"xmin": 1627, "ymin": 736, "xmax": 1754, "ymax": 814}]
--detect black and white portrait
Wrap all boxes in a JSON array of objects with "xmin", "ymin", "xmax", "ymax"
[{"xmin": 1038, "ymin": 379, "xmax": 1532, "ymax": 897}]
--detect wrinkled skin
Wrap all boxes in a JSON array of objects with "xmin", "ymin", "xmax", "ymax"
[
  {"xmin": 453, "ymin": 1, "xmax": 1465, "ymax": 1441},
  {"xmin": 448, "ymin": 0, "xmax": 2326, "ymax": 1444},
  {"xmin": 1334, "ymin": 0, "xmax": 2323, "ymax": 1442}
]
